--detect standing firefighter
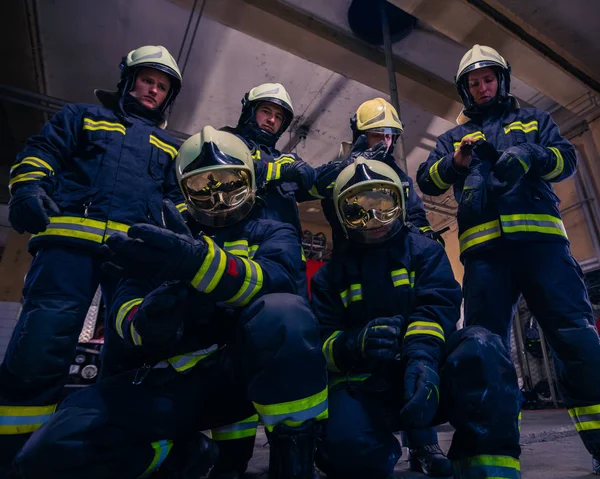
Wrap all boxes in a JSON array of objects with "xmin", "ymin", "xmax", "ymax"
[
  {"xmin": 314, "ymin": 98, "xmax": 451, "ymax": 476},
  {"xmin": 0, "ymin": 45, "xmax": 185, "ymax": 471},
  {"xmin": 417, "ymin": 44, "xmax": 600, "ymax": 474},
  {"xmin": 312, "ymin": 158, "xmax": 522, "ymax": 479},
  {"xmin": 11, "ymin": 127, "xmax": 328, "ymax": 479}
]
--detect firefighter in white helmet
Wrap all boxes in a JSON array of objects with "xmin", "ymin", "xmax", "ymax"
[
  {"xmin": 418, "ymin": 44, "xmax": 600, "ymax": 476},
  {"xmin": 1, "ymin": 45, "xmax": 186, "ymax": 473}
]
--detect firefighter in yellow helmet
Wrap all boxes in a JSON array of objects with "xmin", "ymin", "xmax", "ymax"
[
  {"xmin": 418, "ymin": 44, "xmax": 600, "ymax": 476},
  {"xmin": 1, "ymin": 45, "xmax": 186, "ymax": 472}
]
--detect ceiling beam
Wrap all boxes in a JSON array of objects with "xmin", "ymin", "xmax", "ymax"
[
  {"xmin": 387, "ymin": 0, "xmax": 600, "ymax": 120},
  {"xmin": 184, "ymin": 0, "xmax": 464, "ymax": 123}
]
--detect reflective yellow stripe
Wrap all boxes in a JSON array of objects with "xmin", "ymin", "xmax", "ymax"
[
  {"xmin": 330, "ymin": 373, "xmax": 371, "ymax": 388},
  {"xmin": 224, "ymin": 239, "xmax": 249, "ymax": 258},
  {"xmin": 419, "ymin": 225, "xmax": 433, "ymax": 233},
  {"xmin": 568, "ymin": 404, "xmax": 600, "ymax": 432},
  {"xmin": 454, "ymin": 455, "xmax": 520, "ymax": 479},
  {"xmin": 453, "ymin": 131, "xmax": 486, "ymax": 150},
  {"xmin": 32, "ymin": 216, "xmax": 107, "ymax": 243},
  {"xmin": 254, "ymin": 387, "xmax": 328, "ymax": 431},
  {"xmin": 9, "ymin": 171, "xmax": 47, "ymax": 187},
  {"xmin": 428, "ymin": 159, "xmax": 452, "ymax": 190},
  {"xmin": 340, "ymin": 284, "xmax": 362, "ymax": 308},
  {"xmin": 503, "ymin": 120, "xmax": 538, "ymax": 134},
  {"xmin": 266, "ymin": 162, "xmax": 282, "ymax": 181},
  {"xmin": 500, "ymin": 214, "xmax": 567, "ymax": 238},
  {"xmin": 115, "ymin": 298, "xmax": 143, "ymax": 339},
  {"xmin": 104, "ymin": 220, "xmax": 130, "ymax": 241},
  {"xmin": 139, "ymin": 440, "xmax": 173, "ymax": 478},
  {"xmin": 275, "ymin": 156, "xmax": 296, "ymax": 165},
  {"xmin": 459, "ymin": 219, "xmax": 502, "ymax": 254},
  {"xmin": 130, "ymin": 323, "xmax": 143, "ymax": 346},
  {"xmin": 149, "ymin": 134, "xmax": 178, "ymax": 160},
  {"xmin": 83, "ymin": 117, "xmax": 126, "ymax": 135},
  {"xmin": 518, "ymin": 411, "xmax": 522, "ymax": 432},
  {"xmin": 175, "ymin": 202, "xmax": 187, "ymax": 213},
  {"xmin": 161, "ymin": 345, "xmax": 220, "ymax": 372},
  {"xmin": 191, "ymin": 237, "xmax": 227, "ymax": 293},
  {"xmin": 0, "ymin": 404, "xmax": 57, "ymax": 435},
  {"xmin": 11, "ymin": 156, "xmax": 55, "ymax": 174},
  {"xmin": 405, "ymin": 321, "xmax": 445, "ymax": 341},
  {"xmin": 211, "ymin": 414, "xmax": 259, "ymax": 441},
  {"xmin": 391, "ymin": 268, "xmax": 413, "ymax": 288},
  {"xmin": 542, "ymin": 147, "xmax": 565, "ymax": 180},
  {"xmin": 225, "ymin": 258, "xmax": 263, "ymax": 307},
  {"xmin": 251, "ymin": 150, "xmax": 261, "ymax": 160},
  {"xmin": 308, "ymin": 185, "xmax": 324, "ymax": 199},
  {"xmin": 322, "ymin": 331, "xmax": 342, "ymax": 373},
  {"xmin": 249, "ymin": 245, "xmax": 259, "ymax": 259}
]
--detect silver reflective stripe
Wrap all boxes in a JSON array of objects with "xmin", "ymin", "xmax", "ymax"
[{"xmin": 47, "ymin": 222, "xmax": 105, "ymax": 235}]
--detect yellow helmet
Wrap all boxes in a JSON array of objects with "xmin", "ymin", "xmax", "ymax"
[
  {"xmin": 455, "ymin": 44, "xmax": 511, "ymax": 110},
  {"xmin": 333, "ymin": 157, "xmax": 405, "ymax": 244},
  {"xmin": 237, "ymin": 83, "xmax": 295, "ymax": 147},
  {"xmin": 177, "ymin": 126, "xmax": 255, "ymax": 228},
  {"xmin": 351, "ymin": 98, "xmax": 403, "ymax": 141},
  {"xmin": 119, "ymin": 45, "xmax": 182, "ymax": 113}
]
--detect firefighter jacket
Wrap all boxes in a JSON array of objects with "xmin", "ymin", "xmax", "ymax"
[
  {"xmin": 311, "ymin": 226, "xmax": 461, "ymax": 376},
  {"xmin": 417, "ymin": 101, "xmax": 575, "ymax": 257},
  {"xmin": 9, "ymin": 100, "xmax": 185, "ymax": 252},
  {"xmin": 109, "ymin": 212, "xmax": 304, "ymax": 372}
]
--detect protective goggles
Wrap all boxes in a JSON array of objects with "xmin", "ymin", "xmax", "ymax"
[
  {"xmin": 339, "ymin": 186, "xmax": 402, "ymax": 230},
  {"xmin": 363, "ymin": 127, "xmax": 402, "ymax": 136},
  {"xmin": 182, "ymin": 169, "xmax": 252, "ymax": 212}
]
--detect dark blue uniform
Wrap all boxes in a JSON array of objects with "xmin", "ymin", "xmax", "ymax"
[
  {"xmin": 311, "ymin": 227, "xmax": 522, "ymax": 478},
  {"xmin": 0, "ymin": 100, "xmax": 185, "ymax": 463},
  {"xmin": 417, "ymin": 102, "xmax": 600, "ymax": 458},
  {"xmin": 13, "ymin": 215, "xmax": 328, "ymax": 479}
]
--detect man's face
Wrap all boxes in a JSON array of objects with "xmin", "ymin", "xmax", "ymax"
[
  {"xmin": 129, "ymin": 67, "xmax": 171, "ymax": 110},
  {"xmin": 255, "ymin": 102, "xmax": 285, "ymax": 134},
  {"xmin": 467, "ymin": 67, "xmax": 498, "ymax": 105}
]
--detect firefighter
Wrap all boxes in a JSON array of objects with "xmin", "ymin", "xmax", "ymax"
[
  {"xmin": 313, "ymin": 158, "xmax": 522, "ymax": 479},
  {"xmin": 313, "ymin": 98, "xmax": 450, "ymax": 475},
  {"xmin": 0, "ymin": 45, "xmax": 186, "ymax": 471},
  {"xmin": 11, "ymin": 127, "xmax": 328, "ymax": 479},
  {"xmin": 209, "ymin": 83, "xmax": 321, "ymax": 477},
  {"xmin": 314, "ymin": 98, "xmax": 437, "ymax": 250},
  {"xmin": 417, "ymin": 44, "xmax": 600, "ymax": 474}
]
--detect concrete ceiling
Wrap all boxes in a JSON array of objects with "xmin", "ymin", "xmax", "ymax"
[{"xmin": 2, "ymin": 0, "xmax": 599, "ymax": 236}]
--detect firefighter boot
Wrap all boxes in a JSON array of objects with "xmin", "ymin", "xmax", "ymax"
[
  {"xmin": 267, "ymin": 421, "xmax": 319, "ymax": 479},
  {"xmin": 156, "ymin": 432, "xmax": 219, "ymax": 479},
  {"xmin": 408, "ymin": 444, "xmax": 452, "ymax": 477}
]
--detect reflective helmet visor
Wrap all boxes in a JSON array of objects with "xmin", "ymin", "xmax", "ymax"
[{"xmin": 339, "ymin": 186, "xmax": 402, "ymax": 231}]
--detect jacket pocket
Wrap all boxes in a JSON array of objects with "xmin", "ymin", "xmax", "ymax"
[
  {"xmin": 54, "ymin": 179, "xmax": 100, "ymax": 214},
  {"xmin": 148, "ymin": 143, "xmax": 170, "ymax": 181}
]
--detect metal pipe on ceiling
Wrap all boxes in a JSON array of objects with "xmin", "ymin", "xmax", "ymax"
[{"xmin": 379, "ymin": 1, "xmax": 408, "ymax": 174}]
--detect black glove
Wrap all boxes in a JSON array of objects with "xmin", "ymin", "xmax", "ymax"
[
  {"xmin": 421, "ymin": 227, "xmax": 449, "ymax": 248},
  {"xmin": 103, "ymin": 199, "xmax": 208, "ymax": 281},
  {"xmin": 399, "ymin": 359, "xmax": 440, "ymax": 428},
  {"xmin": 493, "ymin": 145, "xmax": 533, "ymax": 186},
  {"xmin": 8, "ymin": 184, "xmax": 60, "ymax": 234},
  {"xmin": 280, "ymin": 160, "xmax": 316, "ymax": 191},
  {"xmin": 129, "ymin": 281, "xmax": 193, "ymax": 348},
  {"xmin": 346, "ymin": 316, "xmax": 404, "ymax": 360}
]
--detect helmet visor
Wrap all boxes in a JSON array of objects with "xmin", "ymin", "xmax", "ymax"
[
  {"xmin": 338, "ymin": 186, "xmax": 402, "ymax": 230},
  {"xmin": 363, "ymin": 126, "xmax": 402, "ymax": 136},
  {"xmin": 182, "ymin": 169, "xmax": 253, "ymax": 227}
]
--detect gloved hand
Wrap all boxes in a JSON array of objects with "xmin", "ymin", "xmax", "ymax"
[
  {"xmin": 280, "ymin": 160, "xmax": 316, "ymax": 191},
  {"xmin": 493, "ymin": 145, "xmax": 534, "ymax": 185},
  {"xmin": 103, "ymin": 199, "xmax": 208, "ymax": 281},
  {"xmin": 129, "ymin": 281, "xmax": 193, "ymax": 348},
  {"xmin": 347, "ymin": 316, "xmax": 404, "ymax": 360},
  {"xmin": 8, "ymin": 184, "xmax": 60, "ymax": 234},
  {"xmin": 362, "ymin": 140, "xmax": 390, "ymax": 161},
  {"xmin": 399, "ymin": 360, "xmax": 440, "ymax": 428}
]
